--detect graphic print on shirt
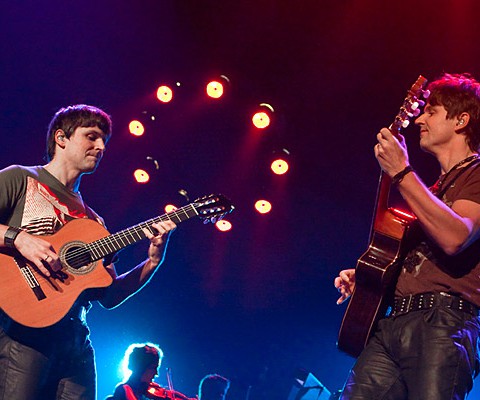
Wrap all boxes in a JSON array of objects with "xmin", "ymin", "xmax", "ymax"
[
  {"xmin": 402, "ymin": 242, "xmax": 436, "ymax": 276},
  {"xmin": 21, "ymin": 176, "xmax": 89, "ymax": 235}
]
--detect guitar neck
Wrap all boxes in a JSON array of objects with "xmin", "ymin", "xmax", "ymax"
[
  {"xmin": 86, "ymin": 204, "xmax": 199, "ymax": 261},
  {"xmin": 370, "ymin": 74, "xmax": 428, "ymax": 233}
]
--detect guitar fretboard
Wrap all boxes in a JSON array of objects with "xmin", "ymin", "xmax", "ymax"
[{"xmin": 87, "ymin": 204, "xmax": 199, "ymax": 260}]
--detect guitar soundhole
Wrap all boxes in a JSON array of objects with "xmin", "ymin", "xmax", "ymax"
[{"xmin": 60, "ymin": 241, "xmax": 96, "ymax": 275}]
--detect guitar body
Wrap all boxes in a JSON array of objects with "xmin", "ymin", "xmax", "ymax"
[
  {"xmin": 337, "ymin": 213, "xmax": 409, "ymax": 357},
  {"xmin": 336, "ymin": 75, "xmax": 427, "ymax": 357},
  {"xmin": 0, "ymin": 218, "xmax": 113, "ymax": 328}
]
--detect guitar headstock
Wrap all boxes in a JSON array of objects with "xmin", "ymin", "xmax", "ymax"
[
  {"xmin": 193, "ymin": 194, "xmax": 235, "ymax": 223},
  {"xmin": 390, "ymin": 75, "xmax": 429, "ymax": 135}
]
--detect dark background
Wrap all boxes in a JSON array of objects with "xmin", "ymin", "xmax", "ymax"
[{"xmin": 2, "ymin": 1, "xmax": 480, "ymax": 398}]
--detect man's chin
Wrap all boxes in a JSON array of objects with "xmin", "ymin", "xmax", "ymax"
[
  {"xmin": 419, "ymin": 141, "xmax": 434, "ymax": 154},
  {"xmin": 82, "ymin": 163, "xmax": 100, "ymax": 174}
]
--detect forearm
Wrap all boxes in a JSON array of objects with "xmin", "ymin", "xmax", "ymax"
[
  {"xmin": 397, "ymin": 172, "xmax": 474, "ymax": 254},
  {"xmin": 98, "ymin": 221, "xmax": 174, "ymax": 308},
  {"xmin": 100, "ymin": 257, "xmax": 163, "ymax": 309}
]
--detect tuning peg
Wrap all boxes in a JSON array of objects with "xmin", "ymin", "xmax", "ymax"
[
  {"xmin": 407, "ymin": 109, "xmax": 421, "ymax": 118},
  {"xmin": 402, "ymin": 120, "xmax": 410, "ymax": 128},
  {"xmin": 422, "ymin": 89, "xmax": 430, "ymax": 99},
  {"xmin": 410, "ymin": 100, "xmax": 426, "ymax": 111}
]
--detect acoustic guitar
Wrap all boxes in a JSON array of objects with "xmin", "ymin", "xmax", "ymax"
[
  {"xmin": 337, "ymin": 76, "xmax": 428, "ymax": 357},
  {"xmin": 0, "ymin": 194, "xmax": 233, "ymax": 328}
]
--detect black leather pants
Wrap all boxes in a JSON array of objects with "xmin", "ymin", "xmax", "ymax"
[
  {"xmin": 340, "ymin": 307, "xmax": 480, "ymax": 400},
  {"xmin": 0, "ymin": 319, "xmax": 96, "ymax": 400}
]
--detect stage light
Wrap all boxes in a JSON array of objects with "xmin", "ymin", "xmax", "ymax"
[
  {"xmin": 215, "ymin": 220, "xmax": 232, "ymax": 232},
  {"xmin": 252, "ymin": 112, "xmax": 270, "ymax": 129},
  {"xmin": 206, "ymin": 80, "xmax": 224, "ymax": 99},
  {"xmin": 206, "ymin": 75, "xmax": 230, "ymax": 99},
  {"xmin": 271, "ymin": 159, "xmax": 289, "ymax": 175},
  {"xmin": 128, "ymin": 120, "xmax": 145, "ymax": 136},
  {"xmin": 165, "ymin": 204, "xmax": 178, "ymax": 213},
  {"xmin": 252, "ymin": 103, "xmax": 274, "ymax": 129},
  {"xmin": 255, "ymin": 200, "xmax": 272, "ymax": 214},
  {"xmin": 156, "ymin": 85, "xmax": 173, "ymax": 103},
  {"xmin": 133, "ymin": 169, "xmax": 150, "ymax": 183}
]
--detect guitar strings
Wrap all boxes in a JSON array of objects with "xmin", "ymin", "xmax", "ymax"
[{"xmin": 63, "ymin": 204, "xmax": 199, "ymax": 267}]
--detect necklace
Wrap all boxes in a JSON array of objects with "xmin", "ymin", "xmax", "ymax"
[{"xmin": 430, "ymin": 154, "xmax": 479, "ymax": 195}]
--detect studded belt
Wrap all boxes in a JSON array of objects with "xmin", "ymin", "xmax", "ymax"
[{"xmin": 390, "ymin": 292, "xmax": 479, "ymax": 318}]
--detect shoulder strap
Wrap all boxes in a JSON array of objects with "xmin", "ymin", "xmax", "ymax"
[{"xmin": 436, "ymin": 159, "xmax": 480, "ymax": 199}]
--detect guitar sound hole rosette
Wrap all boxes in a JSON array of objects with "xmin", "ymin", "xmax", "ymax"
[{"xmin": 60, "ymin": 241, "xmax": 97, "ymax": 275}]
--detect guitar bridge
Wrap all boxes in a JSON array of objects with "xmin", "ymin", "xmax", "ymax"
[{"xmin": 14, "ymin": 257, "xmax": 47, "ymax": 301}]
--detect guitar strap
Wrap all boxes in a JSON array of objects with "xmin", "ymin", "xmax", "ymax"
[{"xmin": 434, "ymin": 159, "xmax": 480, "ymax": 200}]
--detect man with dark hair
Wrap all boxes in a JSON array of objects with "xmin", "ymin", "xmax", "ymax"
[
  {"xmin": 0, "ymin": 104, "xmax": 176, "ymax": 400},
  {"xmin": 198, "ymin": 374, "xmax": 230, "ymax": 400},
  {"xmin": 335, "ymin": 73, "xmax": 480, "ymax": 399},
  {"xmin": 45, "ymin": 104, "xmax": 113, "ymax": 162}
]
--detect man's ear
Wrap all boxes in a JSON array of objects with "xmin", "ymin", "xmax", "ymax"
[
  {"xmin": 55, "ymin": 129, "xmax": 66, "ymax": 147},
  {"xmin": 455, "ymin": 112, "xmax": 470, "ymax": 129}
]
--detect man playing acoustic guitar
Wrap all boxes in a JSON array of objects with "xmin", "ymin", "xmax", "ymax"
[
  {"xmin": 335, "ymin": 73, "xmax": 480, "ymax": 399},
  {"xmin": 0, "ymin": 104, "xmax": 176, "ymax": 399}
]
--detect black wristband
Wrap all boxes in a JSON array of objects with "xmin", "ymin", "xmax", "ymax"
[
  {"xmin": 392, "ymin": 165, "xmax": 414, "ymax": 185},
  {"xmin": 4, "ymin": 226, "xmax": 23, "ymax": 249}
]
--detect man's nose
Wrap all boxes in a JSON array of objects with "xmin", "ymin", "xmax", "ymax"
[{"xmin": 415, "ymin": 114, "xmax": 424, "ymax": 125}]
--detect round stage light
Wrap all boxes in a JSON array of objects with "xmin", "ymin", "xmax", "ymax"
[
  {"xmin": 128, "ymin": 120, "xmax": 145, "ymax": 136},
  {"xmin": 252, "ymin": 112, "xmax": 270, "ymax": 129},
  {"xmin": 133, "ymin": 169, "xmax": 150, "ymax": 183},
  {"xmin": 255, "ymin": 200, "xmax": 272, "ymax": 214},
  {"xmin": 216, "ymin": 220, "xmax": 232, "ymax": 231},
  {"xmin": 271, "ymin": 159, "xmax": 289, "ymax": 175},
  {"xmin": 156, "ymin": 85, "xmax": 173, "ymax": 103},
  {"xmin": 206, "ymin": 80, "xmax": 224, "ymax": 99}
]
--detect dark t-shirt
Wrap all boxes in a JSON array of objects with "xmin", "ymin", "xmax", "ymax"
[{"xmin": 396, "ymin": 162, "xmax": 480, "ymax": 306}]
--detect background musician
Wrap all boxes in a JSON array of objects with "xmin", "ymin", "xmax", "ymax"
[{"xmin": 198, "ymin": 374, "xmax": 230, "ymax": 400}]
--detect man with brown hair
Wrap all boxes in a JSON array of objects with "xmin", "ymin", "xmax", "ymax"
[
  {"xmin": 0, "ymin": 104, "xmax": 176, "ymax": 400},
  {"xmin": 335, "ymin": 73, "xmax": 480, "ymax": 399}
]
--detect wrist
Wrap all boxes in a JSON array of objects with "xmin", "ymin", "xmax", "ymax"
[
  {"xmin": 4, "ymin": 226, "xmax": 23, "ymax": 249},
  {"xmin": 392, "ymin": 165, "xmax": 414, "ymax": 185},
  {"xmin": 147, "ymin": 254, "xmax": 163, "ymax": 268}
]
